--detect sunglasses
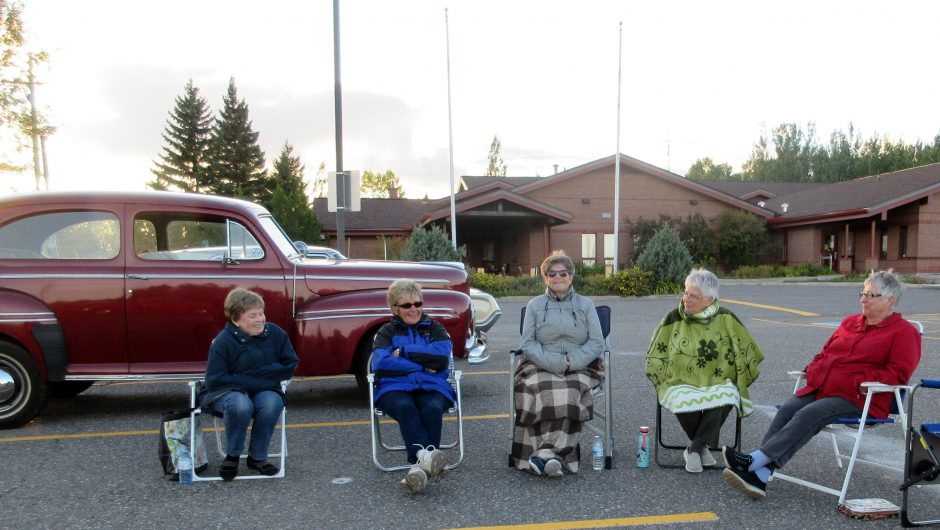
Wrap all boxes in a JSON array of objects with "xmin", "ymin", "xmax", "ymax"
[
  {"xmin": 545, "ymin": 270, "xmax": 571, "ymax": 278},
  {"xmin": 395, "ymin": 301, "xmax": 424, "ymax": 309}
]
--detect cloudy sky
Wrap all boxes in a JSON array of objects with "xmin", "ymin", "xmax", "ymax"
[{"xmin": 6, "ymin": 0, "xmax": 940, "ymax": 197}]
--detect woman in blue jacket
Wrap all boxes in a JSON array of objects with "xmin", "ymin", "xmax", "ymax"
[
  {"xmin": 201, "ymin": 288, "xmax": 298, "ymax": 480},
  {"xmin": 371, "ymin": 278, "xmax": 454, "ymax": 495}
]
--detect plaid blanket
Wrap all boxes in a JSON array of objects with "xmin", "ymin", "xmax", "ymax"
[{"xmin": 511, "ymin": 359, "xmax": 603, "ymax": 473}]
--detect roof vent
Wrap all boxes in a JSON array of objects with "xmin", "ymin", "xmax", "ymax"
[
  {"xmin": 757, "ymin": 201, "xmax": 766, "ymax": 207},
  {"xmin": 781, "ymin": 202, "xmax": 789, "ymax": 213}
]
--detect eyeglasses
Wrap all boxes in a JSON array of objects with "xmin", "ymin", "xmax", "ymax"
[
  {"xmin": 681, "ymin": 291, "xmax": 704, "ymax": 302},
  {"xmin": 395, "ymin": 301, "xmax": 424, "ymax": 309},
  {"xmin": 545, "ymin": 270, "xmax": 571, "ymax": 278},
  {"xmin": 859, "ymin": 292, "xmax": 884, "ymax": 300}
]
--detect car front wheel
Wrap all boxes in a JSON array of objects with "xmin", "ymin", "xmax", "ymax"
[{"xmin": 0, "ymin": 341, "xmax": 49, "ymax": 429}]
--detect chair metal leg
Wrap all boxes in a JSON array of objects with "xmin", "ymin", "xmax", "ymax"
[{"xmin": 654, "ymin": 401, "xmax": 741, "ymax": 469}]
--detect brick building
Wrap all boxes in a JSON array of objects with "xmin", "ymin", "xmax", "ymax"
[{"xmin": 313, "ymin": 155, "xmax": 940, "ymax": 274}]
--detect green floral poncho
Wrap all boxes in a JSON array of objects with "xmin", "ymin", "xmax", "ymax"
[{"xmin": 645, "ymin": 301, "xmax": 764, "ymax": 417}]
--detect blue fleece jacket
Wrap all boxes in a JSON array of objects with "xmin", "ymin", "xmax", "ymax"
[
  {"xmin": 370, "ymin": 314, "xmax": 455, "ymax": 404},
  {"xmin": 200, "ymin": 322, "xmax": 298, "ymax": 407}
]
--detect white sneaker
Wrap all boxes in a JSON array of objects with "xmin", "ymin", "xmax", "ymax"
[
  {"xmin": 699, "ymin": 447, "xmax": 717, "ymax": 467},
  {"xmin": 683, "ymin": 448, "xmax": 703, "ymax": 473},
  {"xmin": 543, "ymin": 458, "xmax": 564, "ymax": 478},
  {"xmin": 401, "ymin": 466, "xmax": 428, "ymax": 495},
  {"xmin": 416, "ymin": 446, "xmax": 448, "ymax": 479}
]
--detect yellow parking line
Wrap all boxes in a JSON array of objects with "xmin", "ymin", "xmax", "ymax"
[
  {"xmin": 750, "ymin": 318, "xmax": 838, "ymax": 329},
  {"xmin": 722, "ymin": 298, "xmax": 820, "ymax": 317},
  {"xmin": 447, "ymin": 511, "xmax": 719, "ymax": 529},
  {"xmin": 0, "ymin": 414, "xmax": 511, "ymax": 443}
]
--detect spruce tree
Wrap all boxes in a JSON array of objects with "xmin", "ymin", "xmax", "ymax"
[
  {"xmin": 205, "ymin": 78, "xmax": 267, "ymax": 200},
  {"xmin": 637, "ymin": 224, "xmax": 693, "ymax": 284},
  {"xmin": 149, "ymin": 79, "xmax": 213, "ymax": 192},
  {"xmin": 399, "ymin": 225, "xmax": 466, "ymax": 262},
  {"xmin": 265, "ymin": 141, "xmax": 320, "ymax": 242}
]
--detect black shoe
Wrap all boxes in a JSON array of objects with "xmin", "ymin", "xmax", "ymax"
[
  {"xmin": 722, "ymin": 466, "xmax": 767, "ymax": 500},
  {"xmin": 528, "ymin": 456, "xmax": 546, "ymax": 476},
  {"xmin": 246, "ymin": 458, "xmax": 279, "ymax": 476},
  {"xmin": 721, "ymin": 446, "xmax": 753, "ymax": 473},
  {"xmin": 219, "ymin": 457, "xmax": 239, "ymax": 481}
]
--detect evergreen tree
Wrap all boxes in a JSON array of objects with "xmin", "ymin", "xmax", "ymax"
[
  {"xmin": 636, "ymin": 225, "xmax": 693, "ymax": 284},
  {"xmin": 265, "ymin": 141, "xmax": 320, "ymax": 242},
  {"xmin": 485, "ymin": 134, "xmax": 507, "ymax": 176},
  {"xmin": 149, "ymin": 79, "xmax": 213, "ymax": 192},
  {"xmin": 205, "ymin": 78, "xmax": 267, "ymax": 200},
  {"xmin": 399, "ymin": 225, "xmax": 466, "ymax": 262}
]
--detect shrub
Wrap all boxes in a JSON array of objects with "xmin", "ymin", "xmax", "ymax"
[
  {"xmin": 716, "ymin": 211, "xmax": 771, "ymax": 270},
  {"xmin": 637, "ymin": 225, "xmax": 693, "ymax": 284},
  {"xmin": 399, "ymin": 225, "xmax": 466, "ymax": 262},
  {"xmin": 469, "ymin": 271, "xmax": 542, "ymax": 298},
  {"xmin": 607, "ymin": 266, "xmax": 656, "ymax": 296}
]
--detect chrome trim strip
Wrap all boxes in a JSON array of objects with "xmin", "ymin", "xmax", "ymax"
[
  {"xmin": 297, "ymin": 310, "xmax": 458, "ymax": 322},
  {"xmin": 65, "ymin": 374, "xmax": 202, "ymax": 382},
  {"xmin": 0, "ymin": 318, "xmax": 58, "ymax": 323},
  {"xmin": 0, "ymin": 273, "xmax": 124, "ymax": 279},
  {"xmin": 0, "ymin": 312, "xmax": 56, "ymax": 317},
  {"xmin": 305, "ymin": 275, "xmax": 449, "ymax": 284},
  {"xmin": 126, "ymin": 274, "xmax": 286, "ymax": 281}
]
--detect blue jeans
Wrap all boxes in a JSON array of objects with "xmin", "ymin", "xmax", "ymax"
[
  {"xmin": 209, "ymin": 390, "xmax": 284, "ymax": 461},
  {"xmin": 376, "ymin": 390, "xmax": 450, "ymax": 463},
  {"xmin": 760, "ymin": 392, "xmax": 861, "ymax": 468}
]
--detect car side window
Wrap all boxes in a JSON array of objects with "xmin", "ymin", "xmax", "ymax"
[
  {"xmin": 134, "ymin": 214, "xmax": 263, "ymax": 261},
  {"xmin": 0, "ymin": 211, "xmax": 120, "ymax": 259}
]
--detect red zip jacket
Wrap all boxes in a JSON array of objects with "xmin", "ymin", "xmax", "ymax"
[{"xmin": 796, "ymin": 312, "xmax": 921, "ymax": 418}]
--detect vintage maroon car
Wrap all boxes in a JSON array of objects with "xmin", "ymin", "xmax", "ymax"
[{"xmin": 0, "ymin": 191, "xmax": 484, "ymax": 428}]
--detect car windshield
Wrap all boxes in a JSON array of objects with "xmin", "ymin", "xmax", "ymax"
[{"xmin": 258, "ymin": 215, "xmax": 301, "ymax": 260}]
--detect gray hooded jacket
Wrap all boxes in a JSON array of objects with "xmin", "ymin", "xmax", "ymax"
[{"xmin": 519, "ymin": 288, "xmax": 605, "ymax": 375}]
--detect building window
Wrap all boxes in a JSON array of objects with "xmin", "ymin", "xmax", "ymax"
[
  {"xmin": 880, "ymin": 233, "xmax": 888, "ymax": 259},
  {"xmin": 581, "ymin": 233, "xmax": 596, "ymax": 266},
  {"xmin": 603, "ymin": 233, "xmax": 615, "ymax": 268},
  {"xmin": 899, "ymin": 225, "xmax": 908, "ymax": 258},
  {"xmin": 846, "ymin": 231, "xmax": 854, "ymax": 256}
]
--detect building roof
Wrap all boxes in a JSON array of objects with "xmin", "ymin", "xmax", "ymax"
[
  {"xmin": 696, "ymin": 181, "xmax": 827, "ymax": 201},
  {"xmin": 312, "ymin": 197, "xmax": 434, "ymax": 233},
  {"xmin": 459, "ymin": 175, "xmax": 544, "ymax": 191},
  {"xmin": 763, "ymin": 162, "xmax": 940, "ymax": 226}
]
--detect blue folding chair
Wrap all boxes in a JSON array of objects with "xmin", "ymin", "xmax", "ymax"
[{"xmin": 900, "ymin": 378, "xmax": 940, "ymax": 527}]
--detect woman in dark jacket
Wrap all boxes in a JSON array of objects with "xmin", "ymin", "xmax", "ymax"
[
  {"xmin": 371, "ymin": 278, "xmax": 454, "ymax": 495},
  {"xmin": 201, "ymin": 288, "xmax": 298, "ymax": 480}
]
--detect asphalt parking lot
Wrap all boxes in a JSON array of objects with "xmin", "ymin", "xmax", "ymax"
[{"xmin": 1, "ymin": 283, "xmax": 938, "ymax": 529}]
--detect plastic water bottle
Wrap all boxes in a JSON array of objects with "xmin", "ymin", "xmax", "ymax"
[
  {"xmin": 591, "ymin": 435, "xmax": 604, "ymax": 471},
  {"xmin": 178, "ymin": 446, "xmax": 193, "ymax": 486},
  {"xmin": 636, "ymin": 426, "xmax": 650, "ymax": 468}
]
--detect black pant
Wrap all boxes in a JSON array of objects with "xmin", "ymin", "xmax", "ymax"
[{"xmin": 675, "ymin": 405, "xmax": 733, "ymax": 450}]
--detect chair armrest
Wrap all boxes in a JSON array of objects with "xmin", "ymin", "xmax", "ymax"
[
  {"xmin": 786, "ymin": 370, "xmax": 806, "ymax": 378},
  {"xmin": 859, "ymin": 382, "xmax": 910, "ymax": 393}
]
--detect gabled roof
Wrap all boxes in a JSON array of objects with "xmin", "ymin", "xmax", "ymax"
[
  {"xmin": 460, "ymin": 175, "xmax": 543, "ymax": 191},
  {"xmin": 764, "ymin": 162, "xmax": 940, "ymax": 226},
  {"xmin": 419, "ymin": 188, "xmax": 573, "ymax": 225},
  {"xmin": 512, "ymin": 154, "xmax": 774, "ymax": 218},
  {"xmin": 696, "ymin": 181, "xmax": 827, "ymax": 201},
  {"xmin": 312, "ymin": 198, "xmax": 433, "ymax": 233}
]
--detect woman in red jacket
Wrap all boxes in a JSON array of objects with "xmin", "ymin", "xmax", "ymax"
[{"xmin": 721, "ymin": 270, "xmax": 921, "ymax": 500}]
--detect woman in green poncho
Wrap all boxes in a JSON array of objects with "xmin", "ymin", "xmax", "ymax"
[{"xmin": 645, "ymin": 268, "xmax": 764, "ymax": 473}]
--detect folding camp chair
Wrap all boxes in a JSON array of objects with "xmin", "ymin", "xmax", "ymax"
[
  {"xmin": 654, "ymin": 401, "xmax": 742, "ymax": 469},
  {"xmin": 900, "ymin": 378, "xmax": 940, "ymax": 527},
  {"xmin": 188, "ymin": 380, "xmax": 289, "ymax": 481},
  {"xmin": 507, "ymin": 305, "xmax": 613, "ymax": 469},
  {"xmin": 771, "ymin": 320, "xmax": 924, "ymax": 506},
  {"xmin": 367, "ymin": 353, "xmax": 465, "ymax": 472}
]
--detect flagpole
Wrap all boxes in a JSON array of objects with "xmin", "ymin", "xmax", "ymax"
[
  {"xmin": 445, "ymin": 8, "xmax": 457, "ymax": 250},
  {"xmin": 613, "ymin": 21, "xmax": 623, "ymax": 273}
]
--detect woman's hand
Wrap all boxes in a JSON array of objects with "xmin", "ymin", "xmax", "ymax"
[{"xmin": 392, "ymin": 348, "xmax": 401, "ymax": 357}]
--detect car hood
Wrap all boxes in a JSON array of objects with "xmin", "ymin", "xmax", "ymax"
[{"xmin": 300, "ymin": 258, "xmax": 469, "ymax": 296}]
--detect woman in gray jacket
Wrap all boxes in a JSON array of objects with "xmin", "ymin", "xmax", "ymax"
[{"xmin": 511, "ymin": 251, "xmax": 606, "ymax": 477}]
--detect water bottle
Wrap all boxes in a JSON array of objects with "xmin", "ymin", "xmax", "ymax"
[
  {"xmin": 636, "ymin": 426, "xmax": 650, "ymax": 468},
  {"xmin": 178, "ymin": 446, "xmax": 193, "ymax": 486},
  {"xmin": 591, "ymin": 435, "xmax": 604, "ymax": 471}
]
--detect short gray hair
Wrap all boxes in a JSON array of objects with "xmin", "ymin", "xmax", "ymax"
[
  {"xmin": 685, "ymin": 268, "xmax": 719, "ymax": 300},
  {"xmin": 387, "ymin": 278, "xmax": 423, "ymax": 309},
  {"xmin": 866, "ymin": 269, "xmax": 903, "ymax": 307},
  {"xmin": 540, "ymin": 251, "xmax": 575, "ymax": 277}
]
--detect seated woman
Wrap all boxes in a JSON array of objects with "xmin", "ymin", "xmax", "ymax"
[
  {"xmin": 645, "ymin": 268, "xmax": 764, "ymax": 473},
  {"xmin": 511, "ymin": 251, "xmax": 605, "ymax": 477},
  {"xmin": 200, "ymin": 288, "xmax": 298, "ymax": 480},
  {"xmin": 722, "ymin": 270, "xmax": 922, "ymax": 500},
  {"xmin": 371, "ymin": 278, "xmax": 454, "ymax": 495}
]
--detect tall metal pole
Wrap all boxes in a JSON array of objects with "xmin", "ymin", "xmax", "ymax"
[
  {"xmin": 612, "ymin": 22, "xmax": 623, "ymax": 273},
  {"xmin": 332, "ymin": 0, "xmax": 347, "ymax": 255},
  {"xmin": 445, "ymin": 8, "xmax": 457, "ymax": 250}
]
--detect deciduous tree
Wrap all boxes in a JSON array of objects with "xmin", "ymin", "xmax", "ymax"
[
  {"xmin": 360, "ymin": 169, "xmax": 405, "ymax": 198},
  {"xmin": 485, "ymin": 134, "xmax": 507, "ymax": 176}
]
